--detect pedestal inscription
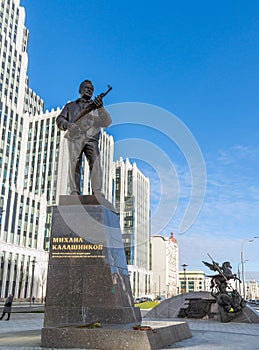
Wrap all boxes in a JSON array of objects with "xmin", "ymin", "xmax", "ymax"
[{"xmin": 43, "ymin": 195, "xmax": 141, "ymax": 328}]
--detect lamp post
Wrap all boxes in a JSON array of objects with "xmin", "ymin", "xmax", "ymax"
[
  {"xmin": 30, "ymin": 258, "xmax": 36, "ymax": 309},
  {"xmin": 238, "ymin": 260, "xmax": 248, "ymax": 294},
  {"xmin": 181, "ymin": 264, "xmax": 188, "ymax": 293},
  {"xmin": 241, "ymin": 236, "xmax": 259, "ymax": 299},
  {"xmin": 166, "ymin": 284, "xmax": 169, "ymax": 298},
  {"xmin": 0, "ymin": 197, "xmax": 5, "ymax": 229}
]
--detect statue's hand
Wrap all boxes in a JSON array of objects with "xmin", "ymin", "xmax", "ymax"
[
  {"xmin": 64, "ymin": 122, "xmax": 81, "ymax": 140},
  {"xmin": 68, "ymin": 122, "xmax": 80, "ymax": 130},
  {"xmin": 93, "ymin": 95, "xmax": 103, "ymax": 109}
]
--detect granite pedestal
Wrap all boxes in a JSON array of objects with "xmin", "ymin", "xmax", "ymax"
[
  {"xmin": 41, "ymin": 195, "xmax": 191, "ymax": 349},
  {"xmin": 41, "ymin": 195, "xmax": 142, "ymax": 347}
]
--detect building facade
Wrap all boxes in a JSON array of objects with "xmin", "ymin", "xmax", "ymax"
[
  {"xmin": 0, "ymin": 0, "xmax": 115, "ymax": 300},
  {"xmin": 247, "ymin": 279, "xmax": 259, "ymax": 300},
  {"xmin": 113, "ymin": 157, "xmax": 151, "ymax": 298},
  {"xmin": 179, "ymin": 270, "xmax": 205, "ymax": 293},
  {"xmin": 0, "ymin": 0, "xmax": 153, "ymax": 302},
  {"xmin": 0, "ymin": 106, "xmax": 114, "ymax": 300},
  {"xmin": 151, "ymin": 233, "xmax": 179, "ymax": 298},
  {"xmin": 0, "ymin": 0, "xmax": 48, "ymax": 300}
]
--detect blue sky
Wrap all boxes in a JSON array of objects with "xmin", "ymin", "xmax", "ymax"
[{"xmin": 20, "ymin": 0, "xmax": 259, "ymax": 280}]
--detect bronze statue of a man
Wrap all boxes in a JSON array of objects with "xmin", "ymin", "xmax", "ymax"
[{"xmin": 56, "ymin": 80, "xmax": 112, "ymax": 196}]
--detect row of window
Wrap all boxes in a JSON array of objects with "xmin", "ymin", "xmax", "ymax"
[
  {"xmin": 0, "ymin": 250, "xmax": 36, "ymax": 299},
  {"xmin": 23, "ymin": 87, "xmax": 44, "ymax": 115}
]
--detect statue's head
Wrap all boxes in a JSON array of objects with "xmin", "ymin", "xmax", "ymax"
[
  {"xmin": 223, "ymin": 261, "xmax": 232, "ymax": 269},
  {"xmin": 79, "ymin": 80, "xmax": 94, "ymax": 100}
]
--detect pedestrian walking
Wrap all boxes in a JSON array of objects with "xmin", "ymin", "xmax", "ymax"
[{"xmin": 0, "ymin": 294, "xmax": 13, "ymax": 321}]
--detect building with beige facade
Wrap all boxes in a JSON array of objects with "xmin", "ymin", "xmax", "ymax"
[
  {"xmin": 179, "ymin": 270, "xmax": 205, "ymax": 293},
  {"xmin": 151, "ymin": 233, "xmax": 179, "ymax": 298},
  {"xmin": 247, "ymin": 279, "xmax": 259, "ymax": 300}
]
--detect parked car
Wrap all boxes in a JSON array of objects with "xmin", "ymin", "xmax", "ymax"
[
  {"xmin": 155, "ymin": 295, "xmax": 166, "ymax": 302},
  {"xmin": 134, "ymin": 296, "xmax": 153, "ymax": 304},
  {"xmin": 140, "ymin": 297, "xmax": 152, "ymax": 303}
]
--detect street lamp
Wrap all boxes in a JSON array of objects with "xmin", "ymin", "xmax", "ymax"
[
  {"xmin": 0, "ymin": 197, "xmax": 5, "ymax": 229},
  {"xmin": 241, "ymin": 236, "xmax": 259, "ymax": 299},
  {"xmin": 166, "ymin": 284, "xmax": 169, "ymax": 298},
  {"xmin": 181, "ymin": 264, "xmax": 188, "ymax": 293},
  {"xmin": 238, "ymin": 260, "xmax": 248, "ymax": 293},
  {"xmin": 30, "ymin": 258, "xmax": 36, "ymax": 309}
]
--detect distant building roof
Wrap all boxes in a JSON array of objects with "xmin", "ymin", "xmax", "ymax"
[{"xmin": 170, "ymin": 232, "xmax": 177, "ymax": 243}]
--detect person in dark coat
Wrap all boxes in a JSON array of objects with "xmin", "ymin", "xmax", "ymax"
[{"xmin": 0, "ymin": 294, "xmax": 13, "ymax": 320}]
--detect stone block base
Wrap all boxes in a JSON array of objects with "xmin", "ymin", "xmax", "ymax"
[
  {"xmin": 41, "ymin": 321, "xmax": 192, "ymax": 350},
  {"xmin": 45, "ymin": 306, "xmax": 141, "ymax": 327}
]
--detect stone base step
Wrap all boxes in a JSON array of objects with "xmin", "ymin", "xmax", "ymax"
[{"xmin": 41, "ymin": 321, "xmax": 192, "ymax": 350}]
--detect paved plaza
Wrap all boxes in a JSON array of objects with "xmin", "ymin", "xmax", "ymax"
[{"xmin": 0, "ymin": 308, "xmax": 259, "ymax": 350}]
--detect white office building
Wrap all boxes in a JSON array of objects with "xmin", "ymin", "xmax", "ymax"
[
  {"xmin": 0, "ymin": 0, "xmax": 48, "ymax": 301},
  {"xmin": 113, "ymin": 157, "xmax": 151, "ymax": 298},
  {"xmin": 151, "ymin": 233, "xmax": 179, "ymax": 298},
  {"xmin": 1, "ymin": 0, "xmax": 151, "ymax": 302},
  {"xmin": 0, "ymin": 0, "xmax": 114, "ymax": 300}
]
